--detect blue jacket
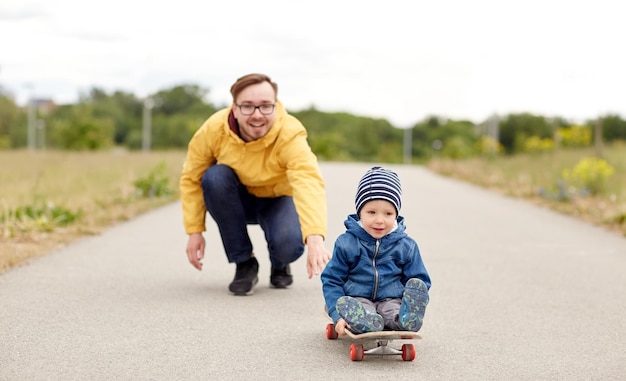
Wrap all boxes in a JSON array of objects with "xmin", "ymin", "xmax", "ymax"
[{"xmin": 321, "ymin": 214, "xmax": 431, "ymax": 323}]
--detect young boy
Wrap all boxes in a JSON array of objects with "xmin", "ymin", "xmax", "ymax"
[{"xmin": 321, "ymin": 167, "xmax": 431, "ymax": 336}]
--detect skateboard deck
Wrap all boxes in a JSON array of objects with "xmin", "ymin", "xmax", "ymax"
[
  {"xmin": 325, "ymin": 323, "xmax": 421, "ymax": 361},
  {"xmin": 345, "ymin": 329, "xmax": 421, "ymax": 341}
]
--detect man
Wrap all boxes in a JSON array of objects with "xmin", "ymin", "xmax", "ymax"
[{"xmin": 180, "ymin": 73, "xmax": 331, "ymax": 295}]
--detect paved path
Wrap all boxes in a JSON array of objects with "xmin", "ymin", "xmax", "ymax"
[{"xmin": 1, "ymin": 162, "xmax": 625, "ymax": 380}]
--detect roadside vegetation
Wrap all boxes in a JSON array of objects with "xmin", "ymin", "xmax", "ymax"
[
  {"xmin": 0, "ymin": 150, "xmax": 185, "ymax": 272},
  {"xmin": 427, "ymin": 145, "xmax": 626, "ymax": 237}
]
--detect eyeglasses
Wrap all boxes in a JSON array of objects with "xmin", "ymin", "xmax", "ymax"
[{"xmin": 235, "ymin": 103, "xmax": 275, "ymax": 115}]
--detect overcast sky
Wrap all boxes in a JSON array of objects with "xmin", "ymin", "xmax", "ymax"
[{"xmin": 1, "ymin": 0, "xmax": 624, "ymax": 127}]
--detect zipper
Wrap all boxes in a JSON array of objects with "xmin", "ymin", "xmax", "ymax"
[{"xmin": 372, "ymin": 240, "xmax": 380, "ymax": 300}]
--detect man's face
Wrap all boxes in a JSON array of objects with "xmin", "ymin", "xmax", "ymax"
[{"xmin": 233, "ymin": 81, "xmax": 276, "ymax": 142}]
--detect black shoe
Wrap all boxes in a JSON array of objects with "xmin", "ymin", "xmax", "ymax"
[
  {"xmin": 229, "ymin": 257, "xmax": 259, "ymax": 296},
  {"xmin": 270, "ymin": 265, "xmax": 293, "ymax": 288}
]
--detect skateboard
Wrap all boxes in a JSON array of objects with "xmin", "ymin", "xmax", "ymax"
[{"xmin": 325, "ymin": 323, "xmax": 421, "ymax": 361}]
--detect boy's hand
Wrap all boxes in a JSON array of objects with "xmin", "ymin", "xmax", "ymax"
[{"xmin": 335, "ymin": 319, "xmax": 349, "ymax": 336}]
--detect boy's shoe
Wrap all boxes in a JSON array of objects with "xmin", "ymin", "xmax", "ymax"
[
  {"xmin": 229, "ymin": 257, "xmax": 259, "ymax": 296},
  {"xmin": 336, "ymin": 296, "xmax": 384, "ymax": 333},
  {"xmin": 270, "ymin": 265, "xmax": 293, "ymax": 288},
  {"xmin": 399, "ymin": 278, "xmax": 429, "ymax": 331}
]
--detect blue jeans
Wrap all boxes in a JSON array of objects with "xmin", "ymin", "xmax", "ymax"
[{"xmin": 201, "ymin": 164, "xmax": 304, "ymax": 268}]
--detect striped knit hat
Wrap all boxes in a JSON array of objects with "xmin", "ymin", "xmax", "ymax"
[{"xmin": 355, "ymin": 167, "xmax": 402, "ymax": 215}]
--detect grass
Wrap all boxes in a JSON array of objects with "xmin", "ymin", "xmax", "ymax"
[
  {"xmin": 0, "ymin": 149, "xmax": 186, "ymax": 272},
  {"xmin": 426, "ymin": 145, "xmax": 626, "ymax": 237}
]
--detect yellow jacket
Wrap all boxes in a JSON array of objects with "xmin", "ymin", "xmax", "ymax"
[{"xmin": 180, "ymin": 101, "xmax": 327, "ymax": 242}]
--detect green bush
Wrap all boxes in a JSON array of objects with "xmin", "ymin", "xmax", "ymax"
[
  {"xmin": 562, "ymin": 157, "xmax": 615, "ymax": 195},
  {"xmin": 1, "ymin": 202, "xmax": 81, "ymax": 236},
  {"xmin": 441, "ymin": 136, "xmax": 474, "ymax": 159},
  {"xmin": 475, "ymin": 136, "xmax": 503, "ymax": 158},
  {"xmin": 557, "ymin": 125, "xmax": 592, "ymax": 148},
  {"xmin": 523, "ymin": 136, "xmax": 554, "ymax": 154},
  {"xmin": 133, "ymin": 162, "xmax": 173, "ymax": 198}
]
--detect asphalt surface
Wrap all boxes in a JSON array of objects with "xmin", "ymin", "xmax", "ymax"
[{"xmin": 1, "ymin": 162, "xmax": 625, "ymax": 380}]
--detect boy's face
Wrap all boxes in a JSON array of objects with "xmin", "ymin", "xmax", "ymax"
[{"xmin": 358, "ymin": 199, "xmax": 397, "ymax": 239}]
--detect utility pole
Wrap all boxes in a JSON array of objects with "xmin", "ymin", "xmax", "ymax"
[
  {"xmin": 488, "ymin": 114, "xmax": 499, "ymax": 142},
  {"xmin": 403, "ymin": 127, "xmax": 412, "ymax": 164},
  {"xmin": 142, "ymin": 97, "xmax": 154, "ymax": 152},
  {"xmin": 27, "ymin": 98, "xmax": 36, "ymax": 150},
  {"xmin": 594, "ymin": 119, "xmax": 603, "ymax": 159},
  {"xmin": 38, "ymin": 120, "xmax": 46, "ymax": 150},
  {"xmin": 24, "ymin": 83, "xmax": 36, "ymax": 150}
]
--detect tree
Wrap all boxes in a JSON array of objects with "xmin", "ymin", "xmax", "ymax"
[
  {"xmin": 599, "ymin": 114, "xmax": 626, "ymax": 142},
  {"xmin": 410, "ymin": 116, "xmax": 476, "ymax": 159},
  {"xmin": 498, "ymin": 113, "xmax": 552, "ymax": 154},
  {"xmin": 0, "ymin": 96, "xmax": 24, "ymax": 148},
  {"xmin": 293, "ymin": 108, "xmax": 404, "ymax": 163},
  {"xmin": 151, "ymin": 84, "xmax": 211, "ymax": 116},
  {"xmin": 79, "ymin": 88, "xmax": 142, "ymax": 146},
  {"xmin": 48, "ymin": 104, "xmax": 114, "ymax": 150}
]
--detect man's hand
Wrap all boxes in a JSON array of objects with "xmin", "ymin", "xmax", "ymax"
[
  {"xmin": 305, "ymin": 234, "xmax": 331, "ymax": 278},
  {"xmin": 186, "ymin": 232, "xmax": 205, "ymax": 271}
]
